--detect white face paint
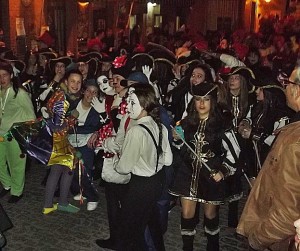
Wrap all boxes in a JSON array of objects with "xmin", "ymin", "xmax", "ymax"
[
  {"xmin": 126, "ymin": 90, "xmax": 143, "ymax": 120},
  {"xmin": 97, "ymin": 75, "xmax": 115, "ymax": 95}
]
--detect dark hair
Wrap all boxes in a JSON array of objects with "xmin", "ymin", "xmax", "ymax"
[
  {"xmin": 64, "ymin": 69, "xmax": 83, "ymax": 81},
  {"xmin": 182, "ymin": 93, "xmax": 225, "ymax": 144},
  {"xmin": 130, "ymin": 83, "xmax": 163, "ymax": 155},
  {"xmin": 185, "ymin": 63, "xmax": 213, "ymax": 83},
  {"xmin": 0, "ymin": 61, "xmax": 20, "ymax": 98},
  {"xmin": 185, "ymin": 93, "xmax": 219, "ymax": 126},
  {"xmin": 225, "ymin": 74, "xmax": 249, "ymax": 118},
  {"xmin": 252, "ymin": 87, "xmax": 289, "ymax": 132},
  {"xmin": 83, "ymin": 82, "xmax": 100, "ymax": 96}
]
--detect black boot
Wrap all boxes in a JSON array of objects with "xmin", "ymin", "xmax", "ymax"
[
  {"xmin": 181, "ymin": 216, "xmax": 196, "ymax": 251},
  {"xmin": 204, "ymin": 216, "xmax": 220, "ymax": 251},
  {"xmin": 206, "ymin": 233, "xmax": 219, "ymax": 251},
  {"xmin": 228, "ymin": 200, "xmax": 239, "ymax": 228}
]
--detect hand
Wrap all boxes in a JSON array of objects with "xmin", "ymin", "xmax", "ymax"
[
  {"xmin": 238, "ymin": 120, "xmax": 251, "ymax": 134},
  {"xmin": 142, "ymin": 65, "xmax": 153, "ymax": 82},
  {"xmin": 211, "ymin": 171, "xmax": 224, "ymax": 182},
  {"xmin": 91, "ymin": 97, "xmax": 105, "ymax": 113},
  {"xmin": 41, "ymin": 107, "xmax": 49, "ymax": 119},
  {"xmin": 103, "ymin": 137, "xmax": 119, "ymax": 154},
  {"xmin": 87, "ymin": 132, "xmax": 98, "ymax": 149},
  {"xmin": 53, "ymin": 74, "xmax": 63, "ymax": 83},
  {"xmin": 241, "ymin": 128, "xmax": 251, "ymax": 139},
  {"xmin": 172, "ymin": 128, "xmax": 181, "ymax": 141}
]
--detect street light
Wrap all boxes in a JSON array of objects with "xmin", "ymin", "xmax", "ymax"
[
  {"xmin": 265, "ymin": 0, "xmax": 271, "ymax": 2},
  {"xmin": 78, "ymin": 0, "xmax": 90, "ymax": 7}
]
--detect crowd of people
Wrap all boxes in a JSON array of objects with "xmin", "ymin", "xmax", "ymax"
[{"xmin": 1, "ymin": 15, "xmax": 300, "ymax": 250}]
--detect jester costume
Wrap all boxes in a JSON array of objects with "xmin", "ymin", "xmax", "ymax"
[{"xmin": 10, "ymin": 85, "xmax": 78, "ymax": 169}]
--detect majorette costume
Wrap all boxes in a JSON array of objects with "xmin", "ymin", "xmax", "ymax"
[
  {"xmin": 169, "ymin": 83, "xmax": 240, "ymax": 204},
  {"xmin": 169, "ymin": 82, "xmax": 240, "ymax": 251}
]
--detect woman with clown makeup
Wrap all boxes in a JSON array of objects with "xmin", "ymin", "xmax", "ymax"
[
  {"xmin": 114, "ymin": 84, "xmax": 173, "ymax": 250},
  {"xmin": 169, "ymin": 83, "xmax": 240, "ymax": 251}
]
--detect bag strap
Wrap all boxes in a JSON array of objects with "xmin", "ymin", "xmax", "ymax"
[{"xmin": 139, "ymin": 124, "xmax": 159, "ymax": 173}]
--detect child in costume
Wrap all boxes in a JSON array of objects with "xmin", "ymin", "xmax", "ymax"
[{"xmin": 42, "ymin": 69, "xmax": 83, "ymax": 214}]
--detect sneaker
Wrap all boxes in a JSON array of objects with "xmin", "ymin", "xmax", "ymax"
[
  {"xmin": 0, "ymin": 188, "xmax": 10, "ymax": 198},
  {"xmin": 8, "ymin": 194, "xmax": 23, "ymax": 203},
  {"xmin": 73, "ymin": 194, "xmax": 87, "ymax": 201},
  {"xmin": 43, "ymin": 204, "xmax": 58, "ymax": 214},
  {"xmin": 87, "ymin": 201, "xmax": 98, "ymax": 211},
  {"xmin": 57, "ymin": 203, "xmax": 80, "ymax": 213}
]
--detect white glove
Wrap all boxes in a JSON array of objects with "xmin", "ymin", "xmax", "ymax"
[
  {"xmin": 142, "ymin": 65, "xmax": 153, "ymax": 83},
  {"xmin": 103, "ymin": 137, "xmax": 120, "ymax": 154},
  {"xmin": 39, "ymin": 87, "xmax": 52, "ymax": 101},
  {"xmin": 41, "ymin": 107, "xmax": 49, "ymax": 119},
  {"xmin": 12, "ymin": 65, "xmax": 20, "ymax": 77},
  {"xmin": 91, "ymin": 97, "xmax": 105, "ymax": 113}
]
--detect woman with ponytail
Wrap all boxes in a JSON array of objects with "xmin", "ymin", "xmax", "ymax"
[{"xmin": 114, "ymin": 83, "xmax": 173, "ymax": 251}]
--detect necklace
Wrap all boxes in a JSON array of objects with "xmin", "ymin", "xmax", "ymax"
[{"xmin": 0, "ymin": 87, "xmax": 10, "ymax": 116}]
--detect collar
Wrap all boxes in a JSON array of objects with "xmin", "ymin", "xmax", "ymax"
[{"xmin": 137, "ymin": 116, "xmax": 153, "ymax": 123}]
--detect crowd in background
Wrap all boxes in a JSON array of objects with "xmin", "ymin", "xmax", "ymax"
[{"xmin": 1, "ymin": 13, "xmax": 300, "ymax": 251}]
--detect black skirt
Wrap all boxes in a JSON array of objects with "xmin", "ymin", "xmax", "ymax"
[{"xmin": 169, "ymin": 159, "xmax": 227, "ymax": 205}]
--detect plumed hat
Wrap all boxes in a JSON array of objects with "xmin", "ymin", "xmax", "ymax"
[
  {"xmin": 191, "ymin": 82, "xmax": 218, "ymax": 99},
  {"xmin": 254, "ymin": 67, "xmax": 284, "ymax": 91},
  {"xmin": 76, "ymin": 55, "xmax": 98, "ymax": 76},
  {"xmin": 49, "ymin": 56, "xmax": 73, "ymax": 72},
  {"xmin": 220, "ymin": 66, "xmax": 256, "ymax": 93},
  {"xmin": 80, "ymin": 51, "xmax": 103, "ymax": 62},
  {"xmin": 3, "ymin": 53, "xmax": 26, "ymax": 74},
  {"xmin": 131, "ymin": 53, "xmax": 155, "ymax": 69}
]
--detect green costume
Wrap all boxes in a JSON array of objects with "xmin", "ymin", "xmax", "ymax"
[{"xmin": 0, "ymin": 87, "xmax": 35, "ymax": 196}]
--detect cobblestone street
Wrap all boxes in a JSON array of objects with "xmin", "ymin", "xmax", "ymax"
[{"xmin": 1, "ymin": 164, "xmax": 249, "ymax": 251}]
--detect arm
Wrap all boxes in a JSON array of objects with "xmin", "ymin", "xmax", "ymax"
[
  {"xmin": 161, "ymin": 126, "xmax": 173, "ymax": 166},
  {"xmin": 18, "ymin": 90, "xmax": 36, "ymax": 121},
  {"xmin": 220, "ymin": 54, "xmax": 246, "ymax": 68},
  {"xmin": 249, "ymin": 144, "xmax": 300, "ymax": 250},
  {"xmin": 220, "ymin": 130, "xmax": 240, "ymax": 178},
  {"xmin": 115, "ymin": 127, "xmax": 143, "ymax": 175}
]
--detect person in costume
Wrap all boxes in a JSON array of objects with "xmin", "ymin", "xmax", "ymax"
[
  {"xmin": 93, "ymin": 74, "xmax": 115, "ymax": 182},
  {"xmin": 238, "ymin": 70, "xmax": 293, "ymax": 181},
  {"xmin": 76, "ymin": 55, "xmax": 98, "ymax": 87},
  {"xmin": 68, "ymin": 82, "xmax": 106, "ymax": 211},
  {"xmin": 236, "ymin": 73, "xmax": 300, "ymax": 251},
  {"xmin": 169, "ymin": 83, "xmax": 240, "ymax": 251},
  {"xmin": 42, "ymin": 69, "xmax": 82, "ymax": 214},
  {"xmin": 0, "ymin": 62, "xmax": 36, "ymax": 203},
  {"xmin": 170, "ymin": 63, "xmax": 214, "ymax": 122},
  {"xmin": 95, "ymin": 56, "xmax": 132, "ymax": 250},
  {"xmin": 115, "ymin": 83, "xmax": 173, "ymax": 251},
  {"xmin": 219, "ymin": 66, "xmax": 256, "ymax": 229},
  {"xmin": 38, "ymin": 56, "xmax": 73, "ymax": 118}
]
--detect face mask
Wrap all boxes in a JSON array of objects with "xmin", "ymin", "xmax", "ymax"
[
  {"xmin": 126, "ymin": 90, "xmax": 143, "ymax": 119},
  {"xmin": 97, "ymin": 75, "xmax": 114, "ymax": 95}
]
